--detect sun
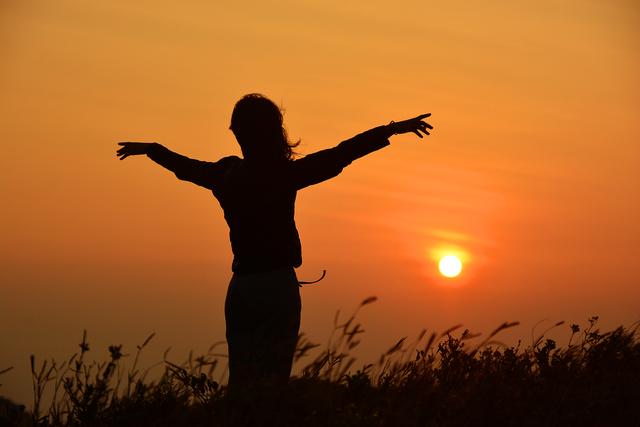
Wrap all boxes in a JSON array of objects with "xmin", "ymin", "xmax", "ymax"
[{"xmin": 438, "ymin": 255, "xmax": 462, "ymax": 278}]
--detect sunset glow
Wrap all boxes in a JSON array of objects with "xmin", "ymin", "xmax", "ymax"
[{"xmin": 1, "ymin": 0, "xmax": 639, "ymax": 409}]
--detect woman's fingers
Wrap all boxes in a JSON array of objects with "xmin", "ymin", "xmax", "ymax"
[
  {"xmin": 117, "ymin": 143, "xmax": 131, "ymax": 156},
  {"xmin": 116, "ymin": 142, "xmax": 152, "ymax": 158},
  {"xmin": 117, "ymin": 144, "xmax": 138, "ymax": 160},
  {"xmin": 392, "ymin": 118, "xmax": 432, "ymax": 138},
  {"xmin": 415, "ymin": 118, "xmax": 432, "ymax": 129}
]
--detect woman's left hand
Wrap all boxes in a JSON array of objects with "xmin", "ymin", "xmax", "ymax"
[{"xmin": 388, "ymin": 114, "xmax": 433, "ymax": 138}]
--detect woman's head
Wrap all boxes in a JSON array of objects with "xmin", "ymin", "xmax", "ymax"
[{"xmin": 230, "ymin": 94, "xmax": 299, "ymax": 161}]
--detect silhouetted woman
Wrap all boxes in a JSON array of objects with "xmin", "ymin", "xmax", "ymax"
[{"xmin": 116, "ymin": 94, "xmax": 432, "ymax": 390}]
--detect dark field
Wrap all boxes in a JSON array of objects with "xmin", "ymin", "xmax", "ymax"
[{"xmin": 2, "ymin": 299, "xmax": 639, "ymax": 427}]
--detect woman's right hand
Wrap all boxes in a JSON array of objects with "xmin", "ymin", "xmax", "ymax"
[
  {"xmin": 388, "ymin": 114, "xmax": 433, "ymax": 138},
  {"xmin": 116, "ymin": 142, "xmax": 157, "ymax": 160}
]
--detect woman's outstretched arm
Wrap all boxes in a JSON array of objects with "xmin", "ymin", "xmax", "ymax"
[
  {"xmin": 291, "ymin": 113, "xmax": 432, "ymax": 190},
  {"xmin": 116, "ymin": 142, "xmax": 232, "ymax": 189}
]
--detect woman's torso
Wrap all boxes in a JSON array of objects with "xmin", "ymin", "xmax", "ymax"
[{"xmin": 212, "ymin": 158, "xmax": 302, "ymax": 274}]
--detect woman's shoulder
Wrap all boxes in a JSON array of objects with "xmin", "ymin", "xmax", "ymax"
[
  {"xmin": 218, "ymin": 155, "xmax": 242, "ymax": 165},
  {"xmin": 212, "ymin": 155, "xmax": 241, "ymax": 173}
]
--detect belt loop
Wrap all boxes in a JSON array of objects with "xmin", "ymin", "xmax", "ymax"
[{"xmin": 298, "ymin": 270, "xmax": 327, "ymax": 287}]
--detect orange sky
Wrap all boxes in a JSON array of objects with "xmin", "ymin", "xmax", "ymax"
[{"xmin": 1, "ymin": 0, "xmax": 639, "ymax": 405}]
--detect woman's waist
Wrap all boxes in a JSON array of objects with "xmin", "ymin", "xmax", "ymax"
[
  {"xmin": 231, "ymin": 257, "xmax": 298, "ymax": 276},
  {"xmin": 230, "ymin": 240, "xmax": 302, "ymax": 275}
]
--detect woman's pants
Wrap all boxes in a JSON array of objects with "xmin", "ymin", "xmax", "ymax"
[{"xmin": 225, "ymin": 267, "xmax": 301, "ymax": 389}]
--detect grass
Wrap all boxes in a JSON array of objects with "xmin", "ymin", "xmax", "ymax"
[{"xmin": 1, "ymin": 297, "xmax": 639, "ymax": 426}]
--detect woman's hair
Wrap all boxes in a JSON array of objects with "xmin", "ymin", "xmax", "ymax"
[{"xmin": 230, "ymin": 93, "xmax": 300, "ymax": 161}]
